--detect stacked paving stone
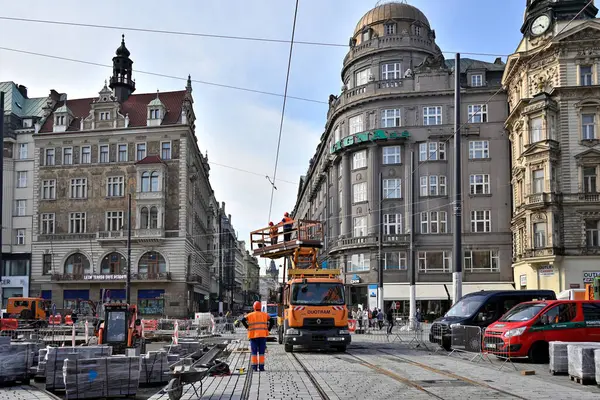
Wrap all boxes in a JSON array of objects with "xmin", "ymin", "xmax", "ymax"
[
  {"xmin": 0, "ymin": 343, "xmax": 36, "ymax": 383},
  {"xmin": 567, "ymin": 343, "xmax": 600, "ymax": 382},
  {"xmin": 164, "ymin": 340, "xmax": 205, "ymax": 356},
  {"xmin": 549, "ymin": 341, "xmax": 597, "ymax": 374},
  {"xmin": 63, "ymin": 356, "xmax": 141, "ymax": 399},
  {"xmin": 139, "ymin": 351, "xmax": 172, "ymax": 385},
  {"xmin": 45, "ymin": 345, "xmax": 113, "ymax": 391},
  {"xmin": 0, "ymin": 337, "xmax": 10, "ymax": 345},
  {"xmin": 595, "ymin": 349, "xmax": 600, "ymax": 384},
  {"xmin": 36, "ymin": 348, "xmax": 49, "ymax": 379}
]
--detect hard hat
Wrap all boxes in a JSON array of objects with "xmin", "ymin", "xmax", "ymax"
[
  {"xmin": 253, "ymin": 301, "xmax": 261, "ymax": 311},
  {"xmin": 268, "ymin": 222, "xmax": 274, "ymax": 226},
  {"xmin": 284, "ymin": 212, "xmax": 289, "ymax": 217}
]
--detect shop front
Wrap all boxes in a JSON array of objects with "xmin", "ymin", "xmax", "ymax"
[
  {"xmin": 1, "ymin": 276, "xmax": 29, "ymax": 309},
  {"xmin": 137, "ymin": 289, "xmax": 165, "ymax": 316},
  {"xmin": 514, "ymin": 258, "xmax": 600, "ymax": 292}
]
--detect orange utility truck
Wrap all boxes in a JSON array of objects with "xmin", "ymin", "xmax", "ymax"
[{"xmin": 250, "ymin": 219, "xmax": 351, "ymax": 352}]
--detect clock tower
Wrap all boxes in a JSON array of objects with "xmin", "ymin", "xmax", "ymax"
[{"xmin": 521, "ymin": 0, "xmax": 598, "ymax": 37}]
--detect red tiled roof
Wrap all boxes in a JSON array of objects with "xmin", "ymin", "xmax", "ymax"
[
  {"xmin": 39, "ymin": 90, "xmax": 186, "ymax": 133},
  {"xmin": 135, "ymin": 155, "xmax": 166, "ymax": 165}
]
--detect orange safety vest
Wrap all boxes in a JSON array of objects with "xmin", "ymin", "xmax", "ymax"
[
  {"xmin": 246, "ymin": 311, "xmax": 269, "ymax": 339},
  {"xmin": 269, "ymin": 226, "xmax": 278, "ymax": 237}
]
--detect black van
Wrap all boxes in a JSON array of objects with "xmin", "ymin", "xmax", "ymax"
[{"xmin": 429, "ymin": 290, "xmax": 556, "ymax": 351}]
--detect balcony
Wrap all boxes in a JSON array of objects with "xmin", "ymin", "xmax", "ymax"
[
  {"xmin": 96, "ymin": 229, "xmax": 165, "ymax": 244},
  {"xmin": 186, "ymin": 274, "xmax": 203, "ymax": 284},
  {"xmin": 381, "ymin": 234, "xmax": 410, "ymax": 245},
  {"xmin": 329, "ymin": 234, "xmax": 409, "ymax": 253},
  {"xmin": 526, "ymin": 128, "xmax": 559, "ymax": 147},
  {"xmin": 562, "ymin": 192, "xmax": 600, "ymax": 203},
  {"xmin": 343, "ymin": 34, "xmax": 434, "ymax": 66},
  {"xmin": 135, "ymin": 191, "xmax": 165, "ymax": 201},
  {"xmin": 38, "ymin": 233, "xmax": 97, "ymax": 242},
  {"xmin": 522, "ymin": 247, "xmax": 563, "ymax": 259},
  {"xmin": 51, "ymin": 272, "xmax": 171, "ymax": 282}
]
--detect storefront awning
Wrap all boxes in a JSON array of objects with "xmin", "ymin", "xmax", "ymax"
[{"xmin": 383, "ymin": 282, "xmax": 515, "ymax": 301}]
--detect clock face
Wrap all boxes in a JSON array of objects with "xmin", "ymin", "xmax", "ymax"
[{"xmin": 531, "ymin": 15, "xmax": 551, "ymax": 36}]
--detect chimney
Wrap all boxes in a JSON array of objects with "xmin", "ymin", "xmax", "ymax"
[
  {"xmin": 221, "ymin": 202, "xmax": 225, "ymax": 213},
  {"xmin": 228, "ymin": 214, "xmax": 232, "ymax": 225},
  {"xmin": 494, "ymin": 57, "xmax": 503, "ymax": 65},
  {"xmin": 17, "ymin": 85, "xmax": 28, "ymax": 98},
  {"xmin": 49, "ymin": 90, "xmax": 61, "ymax": 102}
]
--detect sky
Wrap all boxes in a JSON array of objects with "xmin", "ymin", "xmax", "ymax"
[{"xmin": 0, "ymin": 0, "xmax": 528, "ymax": 274}]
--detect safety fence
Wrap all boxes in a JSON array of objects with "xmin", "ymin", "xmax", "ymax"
[{"xmin": 348, "ymin": 319, "xmax": 433, "ymax": 350}]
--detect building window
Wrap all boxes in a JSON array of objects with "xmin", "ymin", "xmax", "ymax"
[
  {"xmin": 383, "ymin": 146, "xmax": 401, "ymax": 164},
  {"xmin": 469, "ymin": 174, "xmax": 490, "ymax": 195},
  {"xmin": 42, "ymin": 179, "xmax": 56, "ymax": 199},
  {"xmin": 41, "ymin": 213, "xmax": 55, "ymax": 234},
  {"xmin": 99, "ymin": 145, "xmax": 109, "ymax": 163},
  {"xmin": 471, "ymin": 210, "xmax": 491, "ymax": 233},
  {"xmin": 423, "ymin": 106, "xmax": 442, "ymax": 125},
  {"xmin": 99, "ymin": 111, "xmax": 110, "ymax": 120},
  {"xmin": 532, "ymin": 169, "xmax": 545, "ymax": 193},
  {"xmin": 586, "ymin": 220, "xmax": 600, "ymax": 247},
  {"xmin": 469, "ymin": 140, "xmax": 490, "ymax": 159},
  {"xmin": 384, "ymin": 252, "xmax": 407, "ymax": 270},
  {"xmin": 70, "ymin": 178, "xmax": 87, "ymax": 199},
  {"xmin": 353, "ymin": 182, "xmax": 367, "ymax": 203},
  {"xmin": 161, "ymin": 141, "xmax": 172, "ymax": 160},
  {"xmin": 468, "ymin": 104, "xmax": 488, "ymax": 123},
  {"xmin": 471, "ymin": 74, "xmax": 483, "ymax": 87},
  {"xmin": 353, "ymin": 216, "xmax": 367, "ymax": 237},
  {"xmin": 420, "ymin": 175, "xmax": 447, "ymax": 196},
  {"xmin": 69, "ymin": 212, "xmax": 87, "ymax": 233},
  {"xmin": 18, "ymin": 143, "xmax": 27, "ymax": 159},
  {"xmin": 118, "ymin": 144, "xmax": 128, "ymax": 162},
  {"xmin": 140, "ymin": 207, "xmax": 159, "ymax": 229},
  {"xmin": 81, "ymin": 146, "xmax": 91, "ymax": 164},
  {"xmin": 334, "ymin": 125, "xmax": 340, "ymax": 142},
  {"xmin": 530, "ymin": 117, "xmax": 543, "ymax": 143},
  {"xmin": 419, "ymin": 142, "xmax": 446, "ymax": 161},
  {"xmin": 43, "ymin": 254, "xmax": 52, "ymax": 275},
  {"xmin": 17, "ymin": 171, "xmax": 27, "ymax": 188},
  {"xmin": 464, "ymin": 250, "xmax": 499, "ymax": 272},
  {"xmin": 348, "ymin": 254, "xmax": 370, "ymax": 272},
  {"xmin": 381, "ymin": 63, "xmax": 401, "ymax": 80},
  {"xmin": 421, "ymin": 211, "xmax": 447, "ymax": 234},
  {"xmin": 383, "ymin": 178, "xmax": 401, "ymax": 199},
  {"xmin": 580, "ymin": 65, "xmax": 593, "ymax": 86},
  {"xmin": 55, "ymin": 115, "xmax": 65, "ymax": 125},
  {"xmin": 107, "ymin": 176, "xmax": 124, "ymax": 197},
  {"xmin": 64, "ymin": 252, "xmax": 90, "ymax": 275},
  {"xmin": 413, "ymin": 25, "xmax": 422, "ymax": 36},
  {"xmin": 383, "ymin": 213, "xmax": 402, "ymax": 235},
  {"xmin": 45, "ymin": 148, "xmax": 55, "ymax": 165},
  {"xmin": 381, "ymin": 109, "xmax": 401, "ymax": 128},
  {"xmin": 352, "ymin": 150, "xmax": 367, "ymax": 170},
  {"xmin": 533, "ymin": 222, "xmax": 546, "ymax": 248},
  {"xmin": 355, "ymin": 69, "xmax": 369, "ymax": 86},
  {"xmin": 15, "ymin": 200, "xmax": 26, "ymax": 216},
  {"xmin": 15, "ymin": 229, "xmax": 26, "ymax": 245},
  {"xmin": 349, "ymin": 115, "xmax": 364, "ymax": 134},
  {"xmin": 136, "ymin": 143, "xmax": 147, "ymax": 160},
  {"xmin": 63, "ymin": 147, "xmax": 73, "ymax": 165},
  {"xmin": 150, "ymin": 109, "xmax": 161, "ymax": 119},
  {"xmin": 582, "ymin": 114, "xmax": 596, "ymax": 140},
  {"xmin": 384, "ymin": 23, "xmax": 396, "ymax": 35},
  {"xmin": 106, "ymin": 211, "xmax": 124, "ymax": 231},
  {"xmin": 418, "ymin": 251, "xmax": 451, "ymax": 273},
  {"xmin": 583, "ymin": 167, "xmax": 597, "ymax": 193}
]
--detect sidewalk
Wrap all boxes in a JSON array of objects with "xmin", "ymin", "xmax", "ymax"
[{"xmin": 0, "ymin": 386, "xmax": 61, "ymax": 400}]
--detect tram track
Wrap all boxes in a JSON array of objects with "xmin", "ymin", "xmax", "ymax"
[{"xmin": 289, "ymin": 353, "xmax": 331, "ymax": 400}]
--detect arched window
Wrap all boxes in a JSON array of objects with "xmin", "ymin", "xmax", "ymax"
[
  {"xmin": 140, "ymin": 207, "xmax": 149, "ymax": 229},
  {"xmin": 64, "ymin": 252, "xmax": 91, "ymax": 275},
  {"xmin": 101, "ymin": 252, "xmax": 126, "ymax": 275},
  {"xmin": 141, "ymin": 172, "xmax": 150, "ymax": 192},
  {"xmin": 138, "ymin": 251, "xmax": 167, "ymax": 275},
  {"xmin": 150, "ymin": 171, "xmax": 159, "ymax": 191},
  {"xmin": 150, "ymin": 207, "xmax": 158, "ymax": 229}
]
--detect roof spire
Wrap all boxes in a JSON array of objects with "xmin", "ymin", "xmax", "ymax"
[
  {"xmin": 186, "ymin": 74, "xmax": 192, "ymax": 93},
  {"xmin": 156, "ymin": 89, "xmax": 160, "ymax": 99}
]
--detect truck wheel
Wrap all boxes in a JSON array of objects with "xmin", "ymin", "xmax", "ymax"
[{"xmin": 284, "ymin": 344, "xmax": 293, "ymax": 353}]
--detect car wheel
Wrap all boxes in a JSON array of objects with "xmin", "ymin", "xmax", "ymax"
[
  {"xmin": 442, "ymin": 341, "xmax": 452, "ymax": 351},
  {"xmin": 528, "ymin": 341, "xmax": 549, "ymax": 364},
  {"xmin": 336, "ymin": 345, "xmax": 346, "ymax": 352},
  {"xmin": 284, "ymin": 344, "xmax": 293, "ymax": 353}
]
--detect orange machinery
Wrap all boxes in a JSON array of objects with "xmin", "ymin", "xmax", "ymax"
[
  {"xmin": 250, "ymin": 219, "xmax": 350, "ymax": 353},
  {"xmin": 96, "ymin": 303, "xmax": 145, "ymax": 354}
]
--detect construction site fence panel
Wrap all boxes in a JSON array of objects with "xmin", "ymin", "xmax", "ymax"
[
  {"xmin": 213, "ymin": 317, "xmax": 236, "ymax": 334},
  {"xmin": 141, "ymin": 319, "xmax": 158, "ymax": 332},
  {"xmin": 450, "ymin": 325, "xmax": 483, "ymax": 353}
]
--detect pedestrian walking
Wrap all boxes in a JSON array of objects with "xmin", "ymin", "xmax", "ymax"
[
  {"xmin": 386, "ymin": 306, "xmax": 394, "ymax": 334},
  {"xmin": 415, "ymin": 307, "xmax": 422, "ymax": 330},
  {"xmin": 239, "ymin": 301, "xmax": 274, "ymax": 371},
  {"xmin": 377, "ymin": 309, "xmax": 384, "ymax": 330}
]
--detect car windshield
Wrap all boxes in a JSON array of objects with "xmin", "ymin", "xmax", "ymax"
[
  {"xmin": 267, "ymin": 305, "xmax": 277, "ymax": 314},
  {"xmin": 291, "ymin": 283, "xmax": 345, "ymax": 306},
  {"xmin": 445, "ymin": 295, "xmax": 486, "ymax": 318},
  {"xmin": 499, "ymin": 303, "xmax": 546, "ymax": 322}
]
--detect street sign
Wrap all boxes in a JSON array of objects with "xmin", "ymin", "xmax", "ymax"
[{"xmin": 51, "ymin": 303, "xmax": 56, "ymax": 316}]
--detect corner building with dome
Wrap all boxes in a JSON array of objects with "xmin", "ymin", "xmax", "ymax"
[{"xmin": 292, "ymin": 2, "xmax": 514, "ymax": 317}]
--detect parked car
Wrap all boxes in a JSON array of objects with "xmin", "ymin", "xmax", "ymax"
[
  {"xmin": 483, "ymin": 300, "xmax": 600, "ymax": 363},
  {"xmin": 429, "ymin": 290, "xmax": 556, "ymax": 351}
]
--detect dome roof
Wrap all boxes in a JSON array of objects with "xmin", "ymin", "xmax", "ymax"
[
  {"xmin": 353, "ymin": 2, "xmax": 430, "ymax": 36},
  {"xmin": 116, "ymin": 34, "xmax": 131, "ymax": 57}
]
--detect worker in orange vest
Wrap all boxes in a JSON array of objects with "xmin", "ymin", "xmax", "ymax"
[
  {"xmin": 268, "ymin": 222, "xmax": 279, "ymax": 245},
  {"xmin": 240, "ymin": 301, "xmax": 274, "ymax": 371},
  {"xmin": 282, "ymin": 212, "xmax": 293, "ymax": 242}
]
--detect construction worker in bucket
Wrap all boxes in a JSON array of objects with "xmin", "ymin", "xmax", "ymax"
[{"xmin": 240, "ymin": 301, "xmax": 274, "ymax": 371}]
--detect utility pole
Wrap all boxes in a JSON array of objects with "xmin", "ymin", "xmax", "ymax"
[
  {"xmin": 452, "ymin": 53, "xmax": 463, "ymax": 304},
  {"xmin": 409, "ymin": 150, "xmax": 416, "ymax": 329},
  {"xmin": 126, "ymin": 193, "xmax": 132, "ymax": 304},
  {"xmin": 377, "ymin": 171, "xmax": 384, "ymax": 311},
  {"xmin": 0, "ymin": 92, "xmax": 4, "ymax": 309},
  {"xmin": 218, "ymin": 215, "xmax": 223, "ymax": 314}
]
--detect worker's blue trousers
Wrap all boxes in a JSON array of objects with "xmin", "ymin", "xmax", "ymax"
[{"xmin": 250, "ymin": 337, "xmax": 267, "ymax": 371}]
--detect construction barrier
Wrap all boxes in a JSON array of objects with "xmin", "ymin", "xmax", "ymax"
[
  {"xmin": 48, "ymin": 315, "xmax": 62, "ymax": 325},
  {"xmin": 0, "ymin": 318, "xmax": 18, "ymax": 331},
  {"xmin": 141, "ymin": 319, "xmax": 158, "ymax": 332},
  {"xmin": 64, "ymin": 315, "xmax": 73, "ymax": 325},
  {"xmin": 348, "ymin": 319, "xmax": 357, "ymax": 333}
]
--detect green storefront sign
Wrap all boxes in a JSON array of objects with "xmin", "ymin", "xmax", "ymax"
[{"xmin": 330, "ymin": 129, "xmax": 410, "ymax": 154}]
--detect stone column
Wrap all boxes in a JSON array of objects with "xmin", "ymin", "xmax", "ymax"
[
  {"xmin": 341, "ymin": 153, "xmax": 352, "ymax": 237},
  {"xmin": 368, "ymin": 145, "xmax": 380, "ymax": 235}
]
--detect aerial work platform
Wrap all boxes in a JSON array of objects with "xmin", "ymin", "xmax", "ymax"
[{"xmin": 250, "ymin": 219, "xmax": 323, "ymax": 261}]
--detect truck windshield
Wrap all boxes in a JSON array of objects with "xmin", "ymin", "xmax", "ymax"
[
  {"xmin": 106, "ymin": 311, "xmax": 127, "ymax": 342},
  {"xmin": 291, "ymin": 283, "xmax": 345, "ymax": 306},
  {"xmin": 445, "ymin": 295, "xmax": 486, "ymax": 318},
  {"xmin": 267, "ymin": 305, "xmax": 277, "ymax": 315},
  {"xmin": 499, "ymin": 303, "xmax": 546, "ymax": 322}
]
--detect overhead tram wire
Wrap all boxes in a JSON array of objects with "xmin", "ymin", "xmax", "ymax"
[
  {"xmin": 408, "ymin": 0, "xmax": 596, "ymax": 179},
  {"xmin": 266, "ymin": 0, "xmax": 300, "ymax": 223},
  {"xmin": 0, "ymin": 46, "xmax": 326, "ymax": 105},
  {"xmin": 0, "ymin": 15, "xmax": 510, "ymax": 58}
]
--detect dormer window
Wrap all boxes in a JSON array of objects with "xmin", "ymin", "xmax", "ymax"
[
  {"xmin": 56, "ymin": 115, "xmax": 65, "ymax": 125},
  {"xmin": 99, "ymin": 111, "xmax": 111, "ymax": 120},
  {"xmin": 384, "ymin": 23, "xmax": 396, "ymax": 35},
  {"xmin": 147, "ymin": 92, "xmax": 166, "ymax": 126},
  {"xmin": 149, "ymin": 109, "xmax": 160, "ymax": 119},
  {"xmin": 471, "ymin": 74, "xmax": 483, "ymax": 87},
  {"xmin": 414, "ymin": 25, "xmax": 422, "ymax": 36},
  {"xmin": 361, "ymin": 28, "xmax": 371, "ymax": 42}
]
